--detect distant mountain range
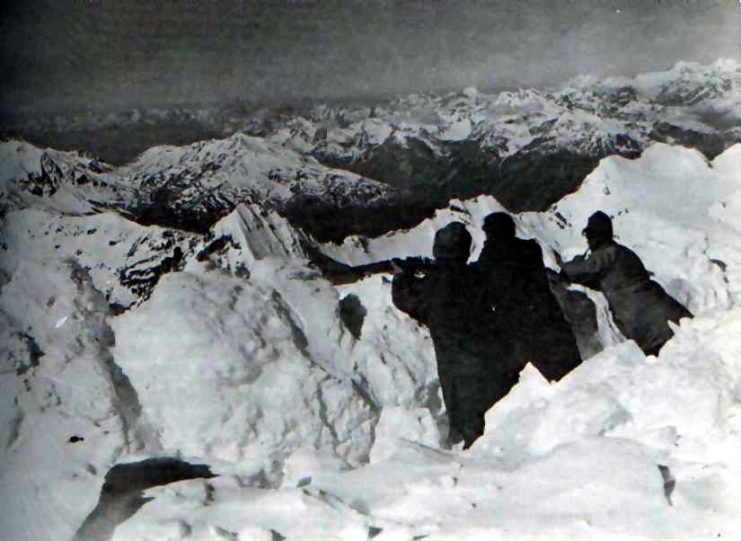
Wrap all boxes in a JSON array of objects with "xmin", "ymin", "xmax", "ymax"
[{"xmin": 2, "ymin": 59, "xmax": 739, "ymax": 242}]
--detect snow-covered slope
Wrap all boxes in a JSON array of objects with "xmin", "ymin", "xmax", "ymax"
[
  {"xmin": 121, "ymin": 133, "xmax": 397, "ymax": 236},
  {"xmin": 2, "ymin": 140, "xmax": 740, "ymax": 541},
  {"xmin": 0, "ymin": 141, "xmax": 134, "ymax": 217},
  {"xmin": 2, "ymin": 59, "xmax": 741, "ymax": 539}
]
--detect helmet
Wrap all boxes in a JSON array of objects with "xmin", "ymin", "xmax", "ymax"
[
  {"xmin": 433, "ymin": 222, "xmax": 472, "ymax": 261},
  {"xmin": 482, "ymin": 212, "xmax": 516, "ymax": 239},
  {"xmin": 582, "ymin": 211, "xmax": 613, "ymax": 240}
]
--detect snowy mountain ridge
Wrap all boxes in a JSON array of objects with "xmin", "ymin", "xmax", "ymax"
[
  {"xmin": 7, "ymin": 59, "xmax": 739, "ymax": 152},
  {"xmin": 0, "ymin": 133, "xmax": 408, "ymax": 242},
  {"xmin": 263, "ymin": 59, "xmax": 740, "ymax": 213},
  {"xmin": 3, "ymin": 60, "xmax": 740, "ymax": 225},
  {"xmin": 2, "ymin": 141, "xmax": 741, "ymax": 540},
  {"xmin": 1, "ymin": 61, "xmax": 741, "ymax": 541}
]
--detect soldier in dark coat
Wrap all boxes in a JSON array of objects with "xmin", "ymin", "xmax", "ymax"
[
  {"xmin": 475, "ymin": 212, "xmax": 582, "ymax": 381},
  {"xmin": 392, "ymin": 222, "xmax": 516, "ymax": 449},
  {"xmin": 557, "ymin": 211, "xmax": 692, "ymax": 356}
]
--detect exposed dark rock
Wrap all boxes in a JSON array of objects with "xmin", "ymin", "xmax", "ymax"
[
  {"xmin": 270, "ymin": 529, "xmax": 287, "ymax": 541},
  {"xmin": 651, "ymin": 122, "xmax": 738, "ymax": 159},
  {"xmin": 308, "ymin": 135, "xmax": 642, "ymax": 230},
  {"xmin": 437, "ymin": 139, "xmax": 502, "ymax": 201},
  {"xmin": 497, "ymin": 149, "xmax": 600, "ymax": 212},
  {"xmin": 658, "ymin": 464, "xmax": 676, "ymax": 506},
  {"xmin": 196, "ymin": 234, "xmax": 235, "ymax": 262},
  {"xmin": 132, "ymin": 186, "xmax": 237, "ymax": 234},
  {"xmin": 281, "ymin": 193, "xmax": 437, "ymax": 244},
  {"xmin": 339, "ymin": 294, "xmax": 367, "ymax": 340},
  {"xmin": 118, "ymin": 246, "xmax": 187, "ymax": 300},
  {"xmin": 15, "ymin": 332, "xmax": 44, "ymax": 375},
  {"xmin": 22, "ymin": 153, "xmax": 64, "ymax": 197},
  {"xmin": 72, "ymin": 457, "xmax": 215, "ymax": 541},
  {"xmin": 338, "ymin": 136, "xmax": 448, "ymax": 193}
]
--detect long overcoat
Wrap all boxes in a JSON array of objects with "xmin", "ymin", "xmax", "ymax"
[
  {"xmin": 560, "ymin": 241, "xmax": 692, "ymax": 355},
  {"xmin": 392, "ymin": 264, "xmax": 517, "ymax": 444},
  {"xmin": 476, "ymin": 237, "xmax": 582, "ymax": 381}
]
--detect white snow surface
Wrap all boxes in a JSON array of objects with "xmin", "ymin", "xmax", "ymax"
[
  {"xmin": 1, "ymin": 143, "xmax": 741, "ymax": 540},
  {"xmin": 0, "ymin": 207, "xmax": 197, "ymax": 308}
]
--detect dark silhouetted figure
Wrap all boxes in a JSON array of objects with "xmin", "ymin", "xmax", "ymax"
[
  {"xmin": 476, "ymin": 212, "xmax": 582, "ymax": 381},
  {"xmin": 392, "ymin": 222, "xmax": 516, "ymax": 449},
  {"xmin": 558, "ymin": 211, "xmax": 692, "ymax": 356}
]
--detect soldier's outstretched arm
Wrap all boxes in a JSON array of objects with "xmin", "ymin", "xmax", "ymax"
[
  {"xmin": 560, "ymin": 248, "xmax": 616, "ymax": 286},
  {"xmin": 391, "ymin": 271, "xmax": 431, "ymax": 324}
]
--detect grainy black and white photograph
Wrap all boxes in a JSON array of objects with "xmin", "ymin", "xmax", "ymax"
[{"xmin": 1, "ymin": 1, "xmax": 740, "ymax": 540}]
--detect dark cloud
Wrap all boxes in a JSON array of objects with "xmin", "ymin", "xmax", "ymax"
[{"xmin": 1, "ymin": 0, "xmax": 739, "ymax": 116}]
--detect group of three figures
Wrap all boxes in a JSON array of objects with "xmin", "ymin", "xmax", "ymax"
[{"xmin": 391, "ymin": 211, "xmax": 692, "ymax": 449}]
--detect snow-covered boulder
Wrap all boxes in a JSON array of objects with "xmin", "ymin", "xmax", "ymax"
[{"xmin": 111, "ymin": 264, "xmax": 377, "ymax": 469}]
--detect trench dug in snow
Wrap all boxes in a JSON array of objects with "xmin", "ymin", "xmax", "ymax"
[{"xmin": 2, "ymin": 143, "xmax": 741, "ymax": 541}]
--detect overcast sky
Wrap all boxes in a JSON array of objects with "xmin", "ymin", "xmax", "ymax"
[{"xmin": 1, "ymin": 0, "xmax": 739, "ymax": 117}]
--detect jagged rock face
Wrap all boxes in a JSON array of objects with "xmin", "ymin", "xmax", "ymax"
[
  {"xmin": 0, "ymin": 142, "xmax": 133, "ymax": 218},
  {"xmin": 199, "ymin": 202, "xmax": 309, "ymax": 274},
  {"xmin": 650, "ymin": 121, "xmax": 732, "ymax": 159},
  {"xmin": 314, "ymin": 134, "xmax": 637, "ymax": 214}
]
